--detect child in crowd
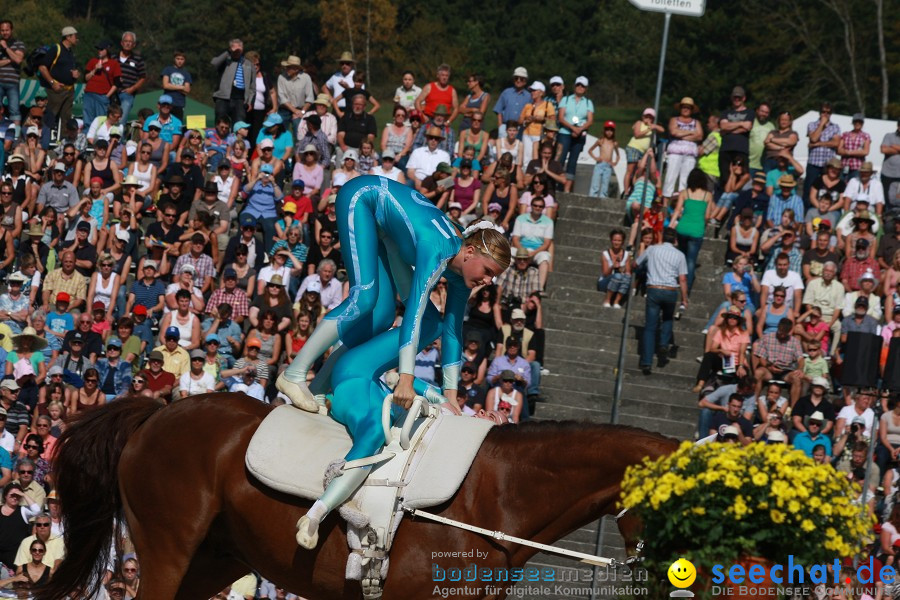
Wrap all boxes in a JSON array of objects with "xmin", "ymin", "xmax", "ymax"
[{"xmin": 587, "ymin": 121, "xmax": 619, "ymax": 198}]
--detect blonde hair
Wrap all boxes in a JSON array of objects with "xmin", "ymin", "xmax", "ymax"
[{"xmin": 464, "ymin": 220, "xmax": 511, "ymax": 271}]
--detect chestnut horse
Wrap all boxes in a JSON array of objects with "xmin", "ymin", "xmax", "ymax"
[{"xmin": 37, "ymin": 394, "xmax": 678, "ymax": 600}]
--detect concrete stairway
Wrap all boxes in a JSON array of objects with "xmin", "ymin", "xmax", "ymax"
[{"xmin": 518, "ymin": 191, "xmax": 729, "ymax": 599}]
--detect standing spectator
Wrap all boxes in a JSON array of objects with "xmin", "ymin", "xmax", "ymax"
[
  {"xmin": 748, "ymin": 102, "xmax": 774, "ymax": 176},
  {"xmin": 38, "ymin": 27, "xmax": 80, "ymax": 132},
  {"xmin": 211, "ymin": 39, "xmax": 255, "ymax": 124},
  {"xmin": 837, "ymin": 113, "xmax": 871, "ymax": 180},
  {"xmin": 587, "ymin": 122, "xmax": 619, "ymax": 199},
  {"xmin": 116, "ymin": 32, "xmax": 146, "ymax": 122},
  {"xmin": 664, "ymin": 97, "xmax": 703, "ymax": 201},
  {"xmin": 393, "ymin": 71, "xmax": 421, "ymax": 113},
  {"xmin": 415, "ymin": 64, "xmax": 459, "ymax": 123},
  {"xmin": 325, "ymin": 51, "xmax": 356, "ymax": 110},
  {"xmin": 670, "ymin": 169, "xmax": 712, "ymax": 295},
  {"xmin": 161, "ymin": 50, "xmax": 193, "ymax": 121},
  {"xmin": 804, "ymin": 102, "xmax": 841, "ymax": 204},
  {"xmin": 82, "ymin": 40, "xmax": 121, "ymax": 130},
  {"xmin": 881, "ymin": 120, "xmax": 900, "ymax": 208},
  {"xmin": 717, "ymin": 86, "xmax": 753, "ymax": 180},
  {"xmin": 762, "ymin": 112, "xmax": 799, "ymax": 173},
  {"xmin": 0, "ymin": 21, "xmax": 26, "ymax": 130},
  {"xmin": 636, "ymin": 228, "xmax": 688, "ymax": 376},
  {"xmin": 556, "ymin": 76, "xmax": 594, "ymax": 192},
  {"xmin": 276, "ymin": 55, "xmax": 314, "ymax": 132},
  {"xmin": 493, "ymin": 67, "xmax": 531, "ymax": 138},
  {"xmin": 519, "ymin": 81, "xmax": 555, "ymax": 166}
]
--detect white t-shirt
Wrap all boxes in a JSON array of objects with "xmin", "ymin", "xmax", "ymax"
[
  {"xmin": 837, "ymin": 405, "xmax": 875, "ymax": 438},
  {"xmin": 179, "ymin": 371, "xmax": 216, "ymax": 397},
  {"xmin": 325, "ymin": 69, "xmax": 356, "ymax": 108},
  {"xmin": 393, "ymin": 85, "xmax": 421, "ymax": 111},
  {"xmin": 761, "ymin": 270, "xmax": 804, "ymax": 308},
  {"xmin": 371, "ymin": 165, "xmax": 403, "ymax": 182},
  {"xmin": 406, "ymin": 146, "xmax": 450, "ymax": 182},
  {"xmin": 257, "ymin": 265, "xmax": 291, "ymax": 291},
  {"xmin": 844, "ymin": 177, "xmax": 885, "ymax": 209}
]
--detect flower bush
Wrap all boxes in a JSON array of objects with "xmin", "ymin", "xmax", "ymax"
[{"xmin": 620, "ymin": 441, "xmax": 873, "ymax": 569}]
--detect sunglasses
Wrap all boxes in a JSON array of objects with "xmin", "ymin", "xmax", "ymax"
[
  {"xmin": 18, "ymin": 470, "xmax": 33, "ymax": 474},
  {"xmin": 164, "ymin": 213, "xmax": 176, "ymax": 218},
  {"xmin": 85, "ymin": 378, "xmax": 98, "ymax": 383},
  {"xmin": 31, "ymin": 548, "xmax": 45, "ymax": 553},
  {"xmin": 133, "ymin": 379, "xmax": 145, "ymax": 384},
  {"xmin": 34, "ymin": 523, "xmax": 50, "ymax": 528},
  {"xmin": 63, "ymin": 152, "xmax": 75, "ymax": 156},
  {"xmin": 24, "ymin": 444, "xmax": 39, "ymax": 450},
  {"xmin": 426, "ymin": 136, "xmax": 441, "ymax": 141}
]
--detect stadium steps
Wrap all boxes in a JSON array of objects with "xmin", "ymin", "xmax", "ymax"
[{"xmin": 520, "ymin": 191, "xmax": 729, "ymax": 598}]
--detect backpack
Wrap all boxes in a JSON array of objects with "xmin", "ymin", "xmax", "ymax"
[{"xmin": 23, "ymin": 44, "xmax": 61, "ymax": 79}]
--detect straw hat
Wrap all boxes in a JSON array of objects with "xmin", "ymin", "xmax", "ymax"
[
  {"xmin": 13, "ymin": 327, "xmax": 48, "ymax": 351},
  {"xmin": 337, "ymin": 51, "xmax": 355, "ymax": 63},
  {"xmin": 281, "ymin": 55, "xmax": 302, "ymax": 68},
  {"xmin": 675, "ymin": 97, "xmax": 699, "ymax": 113}
]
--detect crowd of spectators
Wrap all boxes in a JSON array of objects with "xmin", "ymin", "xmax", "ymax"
[{"xmin": 0, "ymin": 20, "xmax": 589, "ymax": 599}]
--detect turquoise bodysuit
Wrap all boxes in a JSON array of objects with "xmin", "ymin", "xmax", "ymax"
[{"xmin": 325, "ymin": 175, "xmax": 470, "ymax": 460}]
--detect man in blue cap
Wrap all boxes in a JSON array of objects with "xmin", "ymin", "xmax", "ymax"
[
  {"xmin": 95, "ymin": 337, "xmax": 132, "ymax": 400},
  {"xmin": 153, "ymin": 326, "xmax": 190, "ymax": 377},
  {"xmin": 143, "ymin": 93, "xmax": 183, "ymax": 146},
  {"xmin": 223, "ymin": 212, "xmax": 264, "ymax": 270}
]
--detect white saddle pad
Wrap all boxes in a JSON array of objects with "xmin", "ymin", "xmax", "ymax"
[{"xmin": 245, "ymin": 405, "xmax": 493, "ymax": 509}]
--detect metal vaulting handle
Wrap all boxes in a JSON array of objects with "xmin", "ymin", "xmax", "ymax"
[{"xmin": 382, "ymin": 394, "xmax": 426, "ymax": 450}]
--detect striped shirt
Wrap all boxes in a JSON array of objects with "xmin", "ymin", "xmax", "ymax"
[
  {"xmin": 117, "ymin": 52, "xmax": 146, "ymax": 90},
  {"xmin": 0, "ymin": 39, "xmax": 25, "ymax": 84},
  {"xmin": 636, "ymin": 242, "xmax": 687, "ymax": 288},
  {"xmin": 130, "ymin": 278, "xmax": 165, "ymax": 313},
  {"xmin": 233, "ymin": 57, "xmax": 245, "ymax": 89}
]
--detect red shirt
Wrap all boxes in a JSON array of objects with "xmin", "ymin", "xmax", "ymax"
[
  {"xmin": 84, "ymin": 58, "xmax": 122, "ymax": 95},
  {"xmin": 141, "ymin": 369, "xmax": 175, "ymax": 394}
]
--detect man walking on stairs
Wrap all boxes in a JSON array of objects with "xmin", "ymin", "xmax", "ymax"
[{"xmin": 637, "ymin": 228, "xmax": 689, "ymax": 376}]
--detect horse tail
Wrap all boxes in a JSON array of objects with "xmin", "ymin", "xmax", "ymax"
[{"xmin": 36, "ymin": 397, "xmax": 165, "ymax": 600}]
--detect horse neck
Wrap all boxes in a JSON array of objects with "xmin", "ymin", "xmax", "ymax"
[{"xmin": 473, "ymin": 425, "xmax": 677, "ymax": 546}]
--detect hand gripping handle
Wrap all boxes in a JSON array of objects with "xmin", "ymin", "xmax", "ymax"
[{"xmin": 382, "ymin": 394, "xmax": 426, "ymax": 450}]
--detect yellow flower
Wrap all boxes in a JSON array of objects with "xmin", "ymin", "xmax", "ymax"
[
  {"xmin": 752, "ymin": 472, "xmax": 768, "ymax": 486},
  {"xmin": 692, "ymin": 507, "xmax": 706, "ymax": 516},
  {"xmin": 771, "ymin": 510, "xmax": 786, "ymax": 524},
  {"xmin": 801, "ymin": 519, "xmax": 815, "ymax": 532},
  {"xmin": 788, "ymin": 500, "xmax": 801, "ymax": 513}
]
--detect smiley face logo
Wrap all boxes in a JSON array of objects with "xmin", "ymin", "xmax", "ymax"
[{"xmin": 668, "ymin": 558, "xmax": 697, "ymax": 588}]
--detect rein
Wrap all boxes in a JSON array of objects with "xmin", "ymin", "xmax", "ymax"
[{"xmin": 402, "ymin": 505, "xmax": 617, "ymax": 568}]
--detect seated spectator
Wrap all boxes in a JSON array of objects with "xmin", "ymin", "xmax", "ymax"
[
  {"xmin": 876, "ymin": 399, "xmax": 900, "ymax": 480},
  {"xmin": 482, "ymin": 168, "xmax": 518, "ymax": 232},
  {"xmin": 511, "ymin": 195, "xmax": 553, "ymax": 291},
  {"xmin": 722, "ymin": 256, "xmax": 759, "ymax": 314},
  {"xmin": 842, "ymin": 211, "xmax": 878, "ymax": 261},
  {"xmin": 729, "ymin": 172, "xmax": 769, "ymax": 230},
  {"xmin": 229, "ymin": 366, "xmax": 266, "ymax": 402},
  {"xmin": 696, "ymin": 376, "xmax": 755, "ymax": 437},
  {"xmin": 760, "ymin": 252, "xmax": 803, "ymax": 309},
  {"xmin": 752, "ymin": 318, "xmax": 804, "ymax": 403},
  {"xmin": 726, "ymin": 208, "xmax": 760, "ymax": 265},
  {"xmin": 257, "ymin": 248, "xmax": 299, "ymax": 297},
  {"xmin": 835, "ymin": 388, "xmax": 877, "ymax": 439},
  {"xmin": 802, "ymin": 230, "xmax": 842, "ymax": 282},
  {"xmin": 371, "ymin": 149, "xmax": 406, "ymax": 183},
  {"xmin": 752, "ymin": 409, "xmax": 787, "ymax": 443},
  {"xmin": 524, "ymin": 141, "xmax": 566, "ymax": 192},
  {"xmin": 842, "ymin": 271, "xmax": 882, "ymax": 322},
  {"xmin": 460, "ymin": 330, "xmax": 492, "ymax": 384},
  {"xmin": 206, "ymin": 269, "xmax": 250, "ymax": 325},
  {"xmin": 153, "ymin": 327, "xmax": 190, "ymax": 378},
  {"xmin": 709, "ymin": 155, "xmax": 749, "ymax": 226},
  {"xmin": 221, "ymin": 338, "xmax": 270, "ymax": 389},
  {"xmin": 793, "ymin": 409, "xmax": 832, "ymax": 458},
  {"xmin": 703, "ymin": 290, "xmax": 754, "ymax": 338},
  {"xmin": 159, "ymin": 290, "xmax": 201, "ymax": 350},
  {"xmin": 295, "ymin": 260, "xmax": 343, "ymax": 314},
  {"xmin": 708, "ymin": 394, "xmax": 753, "ymax": 445},
  {"xmin": 180, "ymin": 350, "xmax": 217, "ymax": 399},
  {"xmin": 693, "ymin": 305, "xmax": 749, "ymax": 393},
  {"xmin": 496, "ymin": 250, "xmax": 541, "ymax": 315},
  {"xmin": 761, "ymin": 228, "xmax": 802, "ymax": 274},
  {"xmin": 419, "ymin": 162, "xmax": 453, "ymax": 208},
  {"xmin": 756, "ymin": 285, "xmax": 794, "ymax": 340},
  {"xmin": 0, "ymin": 274, "xmax": 30, "ymax": 335},
  {"xmin": 497, "ymin": 308, "xmax": 544, "ymax": 402},
  {"xmin": 765, "ymin": 174, "xmax": 804, "ymax": 229},
  {"xmin": 485, "ymin": 370, "xmax": 523, "ymax": 424},
  {"xmin": 250, "ymin": 276, "xmax": 293, "ymax": 333},
  {"xmin": 878, "ymin": 215, "xmax": 900, "ymax": 271},
  {"xmin": 487, "ymin": 337, "xmax": 531, "ymax": 393},
  {"xmin": 836, "ymin": 442, "xmax": 878, "ymax": 507},
  {"xmin": 164, "ymin": 265, "xmax": 204, "ymax": 314},
  {"xmin": 842, "ymin": 162, "xmax": 884, "ymax": 215},
  {"xmin": 764, "ymin": 153, "xmax": 803, "ymax": 198},
  {"xmin": 406, "ymin": 126, "xmax": 451, "ymax": 190},
  {"xmin": 792, "ymin": 386, "xmax": 835, "ymax": 441},
  {"xmin": 804, "ymin": 193, "xmax": 841, "ymax": 242},
  {"xmin": 836, "ymin": 199, "xmax": 881, "ymax": 242},
  {"xmin": 518, "ymin": 173, "xmax": 557, "ymax": 219},
  {"xmin": 794, "ymin": 309, "xmax": 830, "ymax": 356},
  {"xmin": 65, "ymin": 367, "xmax": 104, "ymax": 416},
  {"xmin": 173, "ymin": 233, "xmax": 217, "ymax": 294},
  {"xmin": 305, "ymin": 228, "xmax": 343, "ymax": 277},
  {"xmin": 41, "ymin": 251, "xmax": 87, "ymax": 314},
  {"xmin": 140, "ymin": 350, "xmax": 176, "ymax": 403},
  {"xmin": 95, "ymin": 338, "xmax": 132, "ymax": 401},
  {"xmin": 53, "ymin": 332, "xmax": 95, "ymax": 389},
  {"xmin": 413, "ymin": 342, "xmax": 439, "ymax": 387},
  {"xmin": 458, "ymin": 361, "xmax": 486, "ymax": 413},
  {"xmin": 598, "ymin": 229, "xmax": 632, "ymax": 309},
  {"xmin": 809, "ymin": 157, "xmax": 845, "ymax": 215}
]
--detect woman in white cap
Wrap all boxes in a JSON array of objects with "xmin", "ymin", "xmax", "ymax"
[
  {"xmin": 335, "ymin": 148, "xmax": 361, "ymax": 181},
  {"xmin": 624, "ymin": 108, "xmax": 664, "ymax": 196},
  {"xmin": 292, "ymin": 144, "xmax": 324, "ymax": 199},
  {"xmin": 2, "ymin": 155, "xmax": 28, "ymax": 212},
  {"xmin": 519, "ymin": 81, "xmax": 555, "ymax": 166},
  {"xmin": 18, "ymin": 126, "xmax": 46, "ymax": 209}
]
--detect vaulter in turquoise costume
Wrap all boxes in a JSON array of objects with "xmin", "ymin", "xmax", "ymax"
[{"xmin": 275, "ymin": 175, "xmax": 511, "ymax": 548}]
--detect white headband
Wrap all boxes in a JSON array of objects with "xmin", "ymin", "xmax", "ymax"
[{"xmin": 462, "ymin": 221, "xmax": 503, "ymax": 237}]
